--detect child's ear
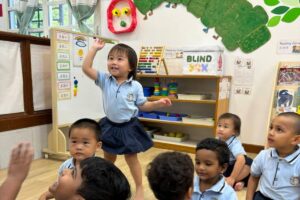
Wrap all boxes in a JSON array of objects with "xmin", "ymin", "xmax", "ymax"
[
  {"xmin": 97, "ymin": 141, "xmax": 102, "ymax": 149},
  {"xmin": 185, "ymin": 186, "xmax": 193, "ymax": 200},
  {"xmin": 292, "ymin": 135, "xmax": 300, "ymax": 145},
  {"xmin": 221, "ymin": 163, "xmax": 228, "ymax": 174}
]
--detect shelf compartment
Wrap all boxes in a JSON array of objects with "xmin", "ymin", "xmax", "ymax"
[
  {"xmin": 137, "ymin": 74, "xmax": 231, "ymax": 79},
  {"xmin": 139, "ymin": 117, "xmax": 214, "ymax": 128},
  {"xmin": 152, "ymin": 139, "xmax": 197, "ymax": 153},
  {"xmin": 147, "ymin": 96, "xmax": 216, "ymax": 104}
]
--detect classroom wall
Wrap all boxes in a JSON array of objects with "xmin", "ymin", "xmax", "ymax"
[
  {"xmin": 99, "ymin": 0, "xmax": 300, "ymax": 145},
  {"xmin": 0, "ymin": 125, "xmax": 49, "ymax": 169}
]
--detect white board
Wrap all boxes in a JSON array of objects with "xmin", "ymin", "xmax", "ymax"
[{"xmin": 50, "ymin": 28, "xmax": 117, "ymax": 126}]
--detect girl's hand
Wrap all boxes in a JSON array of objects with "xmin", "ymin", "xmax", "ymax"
[
  {"xmin": 157, "ymin": 98, "xmax": 172, "ymax": 107},
  {"xmin": 92, "ymin": 38, "xmax": 105, "ymax": 51},
  {"xmin": 225, "ymin": 176, "xmax": 235, "ymax": 187}
]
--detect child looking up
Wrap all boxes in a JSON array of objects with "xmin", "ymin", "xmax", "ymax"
[
  {"xmin": 82, "ymin": 39, "xmax": 172, "ymax": 200},
  {"xmin": 49, "ymin": 157, "xmax": 131, "ymax": 200},
  {"xmin": 146, "ymin": 151, "xmax": 194, "ymax": 200},
  {"xmin": 39, "ymin": 118, "xmax": 102, "ymax": 199},
  {"xmin": 217, "ymin": 113, "xmax": 252, "ymax": 190},
  {"xmin": 246, "ymin": 112, "xmax": 300, "ymax": 200},
  {"xmin": 192, "ymin": 138, "xmax": 238, "ymax": 200}
]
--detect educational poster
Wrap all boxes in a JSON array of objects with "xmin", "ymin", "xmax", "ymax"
[
  {"xmin": 276, "ymin": 89, "xmax": 296, "ymax": 113},
  {"xmin": 277, "ymin": 66, "xmax": 300, "ymax": 85},
  {"xmin": 161, "ymin": 47, "xmax": 184, "ymax": 74},
  {"xmin": 182, "ymin": 49, "xmax": 223, "ymax": 75},
  {"xmin": 56, "ymin": 31, "xmax": 71, "ymax": 100},
  {"xmin": 219, "ymin": 78, "xmax": 231, "ymax": 100},
  {"xmin": 137, "ymin": 46, "xmax": 164, "ymax": 73},
  {"xmin": 277, "ymin": 40, "xmax": 300, "ymax": 54},
  {"xmin": 233, "ymin": 57, "xmax": 254, "ymax": 95},
  {"xmin": 73, "ymin": 35, "xmax": 89, "ymax": 68}
]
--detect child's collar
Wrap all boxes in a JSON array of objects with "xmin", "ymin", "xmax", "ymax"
[{"xmin": 271, "ymin": 146, "xmax": 300, "ymax": 164}]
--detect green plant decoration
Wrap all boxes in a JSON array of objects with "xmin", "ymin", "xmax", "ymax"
[
  {"xmin": 134, "ymin": 0, "xmax": 271, "ymax": 53},
  {"xmin": 265, "ymin": 0, "xmax": 300, "ymax": 27}
]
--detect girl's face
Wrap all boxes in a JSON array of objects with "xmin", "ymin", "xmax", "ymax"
[
  {"xmin": 195, "ymin": 149, "xmax": 226, "ymax": 184},
  {"xmin": 49, "ymin": 167, "xmax": 83, "ymax": 200},
  {"xmin": 107, "ymin": 52, "xmax": 132, "ymax": 81},
  {"xmin": 216, "ymin": 118, "xmax": 236, "ymax": 141},
  {"xmin": 69, "ymin": 128, "xmax": 101, "ymax": 163}
]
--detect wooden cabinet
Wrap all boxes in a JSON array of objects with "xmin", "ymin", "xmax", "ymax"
[{"xmin": 137, "ymin": 74, "xmax": 231, "ymax": 153}]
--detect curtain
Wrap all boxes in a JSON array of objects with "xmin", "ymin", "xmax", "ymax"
[
  {"xmin": 12, "ymin": 0, "xmax": 38, "ymax": 34},
  {"xmin": 67, "ymin": 0, "xmax": 99, "ymax": 34}
]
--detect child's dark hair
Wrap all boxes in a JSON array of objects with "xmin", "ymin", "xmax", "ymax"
[
  {"xmin": 278, "ymin": 112, "xmax": 300, "ymax": 135},
  {"xmin": 108, "ymin": 43, "xmax": 137, "ymax": 80},
  {"xmin": 146, "ymin": 151, "xmax": 194, "ymax": 200},
  {"xmin": 69, "ymin": 118, "xmax": 101, "ymax": 142},
  {"xmin": 77, "ymin": 157, "xmax": 131, "ymax": 200},
  {"xmin": 218, "ymin": 112, "xmax": 241, "ymax": 136},
  {"xmin": 196, "ymin": 138, "xmax": 230, "ymax": 166}
]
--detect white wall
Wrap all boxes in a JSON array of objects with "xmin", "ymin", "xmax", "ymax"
[
  {"xmin": 0, "ymin": 125, "xmax": 50, "ymax": 169},
  {"xmin": 99, "ymin": 0, "xmax": 300, "ymax": 146}
]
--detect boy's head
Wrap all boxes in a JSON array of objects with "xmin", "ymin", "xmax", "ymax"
[
  {"xmin": 195, "ymin": 138, "xmax": 230, "ymax": 182},
  {"xmin": 217, "ymin": 112, "xmax": 241, "ymax": 140},
  {"xmin": 268, "ymin": 112, "xmax": 300, "ymax": 150},
  {"xmin": 50, "ymin": 157, "xmax": 131, "ymax": 200},
  {"xmin": 108, "ymin": 43, "xmax": 137, "ymax": 80},
  {"xmin": 68, "ymin": 118, "xmax": 102, "ymax": 162},
  {"xmin": 146, "ymin": 151, "xmax": 194, "ymax": 200}
]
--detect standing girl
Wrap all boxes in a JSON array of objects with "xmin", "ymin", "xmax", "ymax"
[{"xmin": 82, "ymin": 39, "xmax": 172, "ymax": 200}]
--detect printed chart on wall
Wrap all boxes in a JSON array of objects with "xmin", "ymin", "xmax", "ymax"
[{"xmin": 51, "ymin": 28, "xmax": 117, "ymax": 126}]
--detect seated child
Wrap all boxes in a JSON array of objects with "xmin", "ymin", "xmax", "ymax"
[
  {"xmin": 39, "ymin": 118, "xmax": 102, "ymax": 199},
  {"xmin": 217, "ymin": 113, "xmax": 253, "ymax": 190},
  {"xmin": 246, "ymin": 112, "xmax": 300, "ymax": 200},
  {"xmin": 0, "ymin": 142, "xmax": 34, "ymax": 200},
  {"xmin": 146, "ymin": 151, "xmax": 194, "ymax": 200},
  {"xmin": 192, "ymin": 138, "xmax": 238, "ymax": 200},
  {"xmin": 48, "ymin": 156, "xmax": 131, "ymax": 200}
]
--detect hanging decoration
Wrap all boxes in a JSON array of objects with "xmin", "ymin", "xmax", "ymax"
[{"xmin": 107, "ymin": 0, "xmax": 137, "ymax": 34}]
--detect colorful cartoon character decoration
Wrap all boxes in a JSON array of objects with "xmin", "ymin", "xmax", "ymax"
[{"xmin": 107, "ymin": 0, "xmax": 137, "ymax": 34}]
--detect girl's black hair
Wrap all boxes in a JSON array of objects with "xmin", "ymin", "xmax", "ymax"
[{"xmin": 108, "ymin": 43, "xmax": 137, "ymax": 80}]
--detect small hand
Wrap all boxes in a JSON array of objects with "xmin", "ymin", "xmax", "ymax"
[
  {"xmin": 92, "ymin": 38, "xmax": 105, "ymax": 51},
  {"xmin": 158, "ymin": 98, "xmax": 172, "ymax": 107},
  {"xmin": 8, "ymin": 142, "xmax": 34, "ymax": 182},
  {"xmin": 225, "ymin": 176, "xmax": 235, "ymax": 187}
]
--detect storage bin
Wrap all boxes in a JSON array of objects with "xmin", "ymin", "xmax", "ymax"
[{"xmin": 143, "ymin": 87, "xmax": 154, "ymax": 97}]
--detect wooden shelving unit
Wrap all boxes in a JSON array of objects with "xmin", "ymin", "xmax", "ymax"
[{"xmin": 137, "ymin": 74, "xmax": 231, "ymax": 153}]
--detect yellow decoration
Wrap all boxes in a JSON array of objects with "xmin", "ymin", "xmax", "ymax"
[
  {"xmin": 112, "ymin": 8, "xmax": 121, "ymax": 17},
  {"xmin": 122, "ymin": 7, "xmax": 131, "ymax": 15}
]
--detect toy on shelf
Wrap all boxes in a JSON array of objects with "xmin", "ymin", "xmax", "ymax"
[
  {"xmin": 153, "ymin": 77, "xmax": 160, "ymax": 96},
  {"xmin": 168, "ymin": 80, "xmax": 178, "ymax": 98}
]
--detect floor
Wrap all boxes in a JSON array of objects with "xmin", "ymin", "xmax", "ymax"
[{"xmin": 0, "ymin": 148, "xmax": 252, "ymax": 200}]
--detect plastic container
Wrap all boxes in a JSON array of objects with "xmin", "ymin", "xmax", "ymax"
[{"xmin": 143, "ymin": 87, "xmax": 154, "ymax": 97}]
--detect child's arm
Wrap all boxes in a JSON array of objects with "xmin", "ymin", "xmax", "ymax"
[
  {"xmin": 0, "ymin": 142, "xmax": 34, "ymax": 200},
  {"xmin": 226, "ymin": 154, "xmax": 246, "ymax": 186},
  {"xmin": 138, "ymin": 98, "xmax": 172, "ymax": 111},
  {"xmin": 82, "ymin": 38, "xmax": 105, "ymax": 80},
  {"xmin": 246, "ymin": 175, "xmax": 260, "ymax": 200}
]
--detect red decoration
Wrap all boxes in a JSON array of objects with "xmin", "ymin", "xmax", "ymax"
[
  {"xmin": 107, "ymin": 0, "xmax": 137, "ymax": 34},
  {"xmin": 0, "ymin": 4, "xmax": 3, "ymax": 17}
]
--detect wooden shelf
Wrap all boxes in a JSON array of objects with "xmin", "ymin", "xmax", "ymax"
[
  {"xmin": 137, "ymin": 74, "xmax": 231, "ymax": 79},
  {"xmin": 152, "ymin": 139, "xmax": 197, "ymax": 153},
  {"xmin": 147, "ymin": 96, "xmax": 216, "ymax": 104},
  {"xmin": 139, "ymin": 117, "xmax": 214, "ymax": 128}
]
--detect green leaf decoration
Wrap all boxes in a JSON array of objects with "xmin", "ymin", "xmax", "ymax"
[
  {"xmin": 267, "ymin": 16, "xmax": 281, "ymax": 26},
  {"xmin": 271, "ymin": 6, "xmax": 290, "ymax": 14},
  {"xmin": 264, "ymin": 0, "xmax": 280, "ymax": 6},
  {"xmin": 282, "ymin": 8, "xmax": 300, "ymax": 22}
]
